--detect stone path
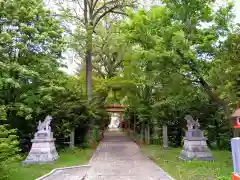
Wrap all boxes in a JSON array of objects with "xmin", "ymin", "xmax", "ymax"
[
  {"xmin": 37, "ymin": 166, "xmax": 90, "ymax": 180},
  {"xmin": 85, "ymin": 130, "xmax": 174, "ymax": 180}
]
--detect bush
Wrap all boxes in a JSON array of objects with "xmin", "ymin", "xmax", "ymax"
[
  {"xmin": 0, "ymin": 125, "xmax": 20, "ymax": 180},
  {"xmin": 92, "ymin": 126, "xmax": 100, "ymax": 142}
]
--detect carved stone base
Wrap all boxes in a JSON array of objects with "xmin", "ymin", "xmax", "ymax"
[
  {"xmin": 180, "ymin": 136, "xmax": 214, "ymax": 161},
  {"xmin": 23, "ymin": 138, "xmax": 59, "ymax": 164}
]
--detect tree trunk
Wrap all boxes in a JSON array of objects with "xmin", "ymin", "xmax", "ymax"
[
  {"xmin": 214, "ymin": 119, "xmax": 220, "ymax": 149},
  {"xmin": 86, "ymin": 22, "xmax": 93, "ymax": 100},
  {"xmin": 85, "ymin": 22, "xmax": 95, "ymax": 138},
  {"xmin": 69, "ymin": 128, "xmax": 75, "ymax": 149},
  {"xmin": 163, "ymin": 125, "xmax": 168, "ymax": 149}
]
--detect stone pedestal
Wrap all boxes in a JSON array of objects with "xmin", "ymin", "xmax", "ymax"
[
  {"xmin": 23, "ymin": 131, "xmax": 59, "ymax": 164},
  {"xmin": 180, "ymin": 129, "xmax": 213, "ymax": 161}
]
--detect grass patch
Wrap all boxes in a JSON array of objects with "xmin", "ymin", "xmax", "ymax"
[
  {"xmin": 6, "ymin": 148, "xmax": 93, "ymax": 180},
  {"xmin": 142, "ymin": 145, "xmax": 232, "ymax": 180}
]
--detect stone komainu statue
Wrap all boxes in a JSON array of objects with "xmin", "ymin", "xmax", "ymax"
[
  {"xmin": 22, "ymin": 115, "xmax": 59, "ymax": 164},
  {"xmin": 180, "ymin": 114, "xmax": 214, "ymax": 161},
  {"xmin": 37, "ymin": 115, "xmax": 52, "ymax": 132},
  {"xmin": 184, "ymin": 115, "xmax": 200, "ymax": 130}
]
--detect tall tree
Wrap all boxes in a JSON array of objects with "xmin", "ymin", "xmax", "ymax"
[
  {"xmin": 123, "ymin": 0, "xmax": 234, "ymax": 116},
  {"xmin": 114, "ymin": 0, "xmax": 237, "ymax": 147},
  {"xmin": 57, "ymin": 0, "xmax": 136, "ymax": 99}
]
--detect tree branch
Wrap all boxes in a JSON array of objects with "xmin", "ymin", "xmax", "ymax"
[
  {"xmin": 83, "ymin": 0, "xmax": 88, "ymax": 24},
  {"xmin": 87, "ymin": 0, "xmax": 94, "ymax": 18},
  {"xmin": 93, "ymin": 5, "xmax": 123, "ymax": 30},
  {"xmin": 110, "ymin": 10, "xmax": 127, "ymax": 16},
  {"xmin": 92, "ymin": 0, "xmax": 99, "ymax": 11},
  {"xmin": 51, "ymin": 13, "xmax": 79, "ymax": 21},
  {"xmin": 75, "ymin": 0, "xmax": 85, "ymax": 12},
  {"xmin": 92, "ymin": 0, "xmax": 121, "ymax": 19},
  {"xmin": 176, "ymin": 49, "xmax": 226, "ymax": 105}
]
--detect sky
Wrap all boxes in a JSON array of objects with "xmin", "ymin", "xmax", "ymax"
[
  {"xmin": 54, "ymin": 0, "xmax": 240, "ymax": 75},
  {"xmin": 234, "ymin": 0, "xmax": 240, "ymax": 23}
]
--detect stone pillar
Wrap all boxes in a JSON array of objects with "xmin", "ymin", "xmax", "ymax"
[
  {"xmin": 231, "ymin": 137, "xmax": 240, "ymax": 173},
  {"xmin": 145, "ymin": 124, "xmax": 150, "ymax": 144},
  {"xmin": 151, "ymin": 118, "xmax": 158, "ymax": 144},
  {"xmin": 133, "ymin": 114, "xmax": 136, "ymax": 132},
  {"xmin": 70, "ymin": 128, "xmax": 75, "ymax": 149},
  {"xmin": 140, "ymin": 123, "xmax": 144, "ymax": 142},
  {"xmin": 163, "ymin": 125, "xmax": 168, "ymax": 149}
]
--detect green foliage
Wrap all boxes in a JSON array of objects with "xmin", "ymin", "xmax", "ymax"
[
  {"xmin": 0, "ymin": 1, "xmax": 111, "ymax": 179},
  {"xmin": 91, "ymin": 126, "xmax": 100, "ymax": 142},
  {"xmin": 0, "ymin": 125, "xmax": 20, "ymax": 180},
  {"xmin": 218, "ymin": 176, "xmax": 231, "ymax": 180},
  {"xmin": 0, "ymin": 0, "xmax": 108, "ymax": 161},
  {"xmin": 0, "ymin": 0, "xmax": 67, "ymax": 177},
  {"xmin": 0, "ymin": 0, "xmax": 65, "ymax": 132},
  {"xmin": 113, "ymin": 0, "xmax": 238, "ymax": 148},
  {"xmin": 1, "ymin": 0, "xmax": 240, "ymax": 179}
]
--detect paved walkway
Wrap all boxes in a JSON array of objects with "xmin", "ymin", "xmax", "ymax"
[
  {"xmin": 85, "ymin": 130, "xmax": 174, "ymax": 180},
  {"xmin": 41, "ymin": 166, "xmax": 90, "ymax": 180}
]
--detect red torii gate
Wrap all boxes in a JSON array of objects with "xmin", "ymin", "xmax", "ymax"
[{"xmin": 105, "ymin": 105, "xmax": 128, "ymax": 129}]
